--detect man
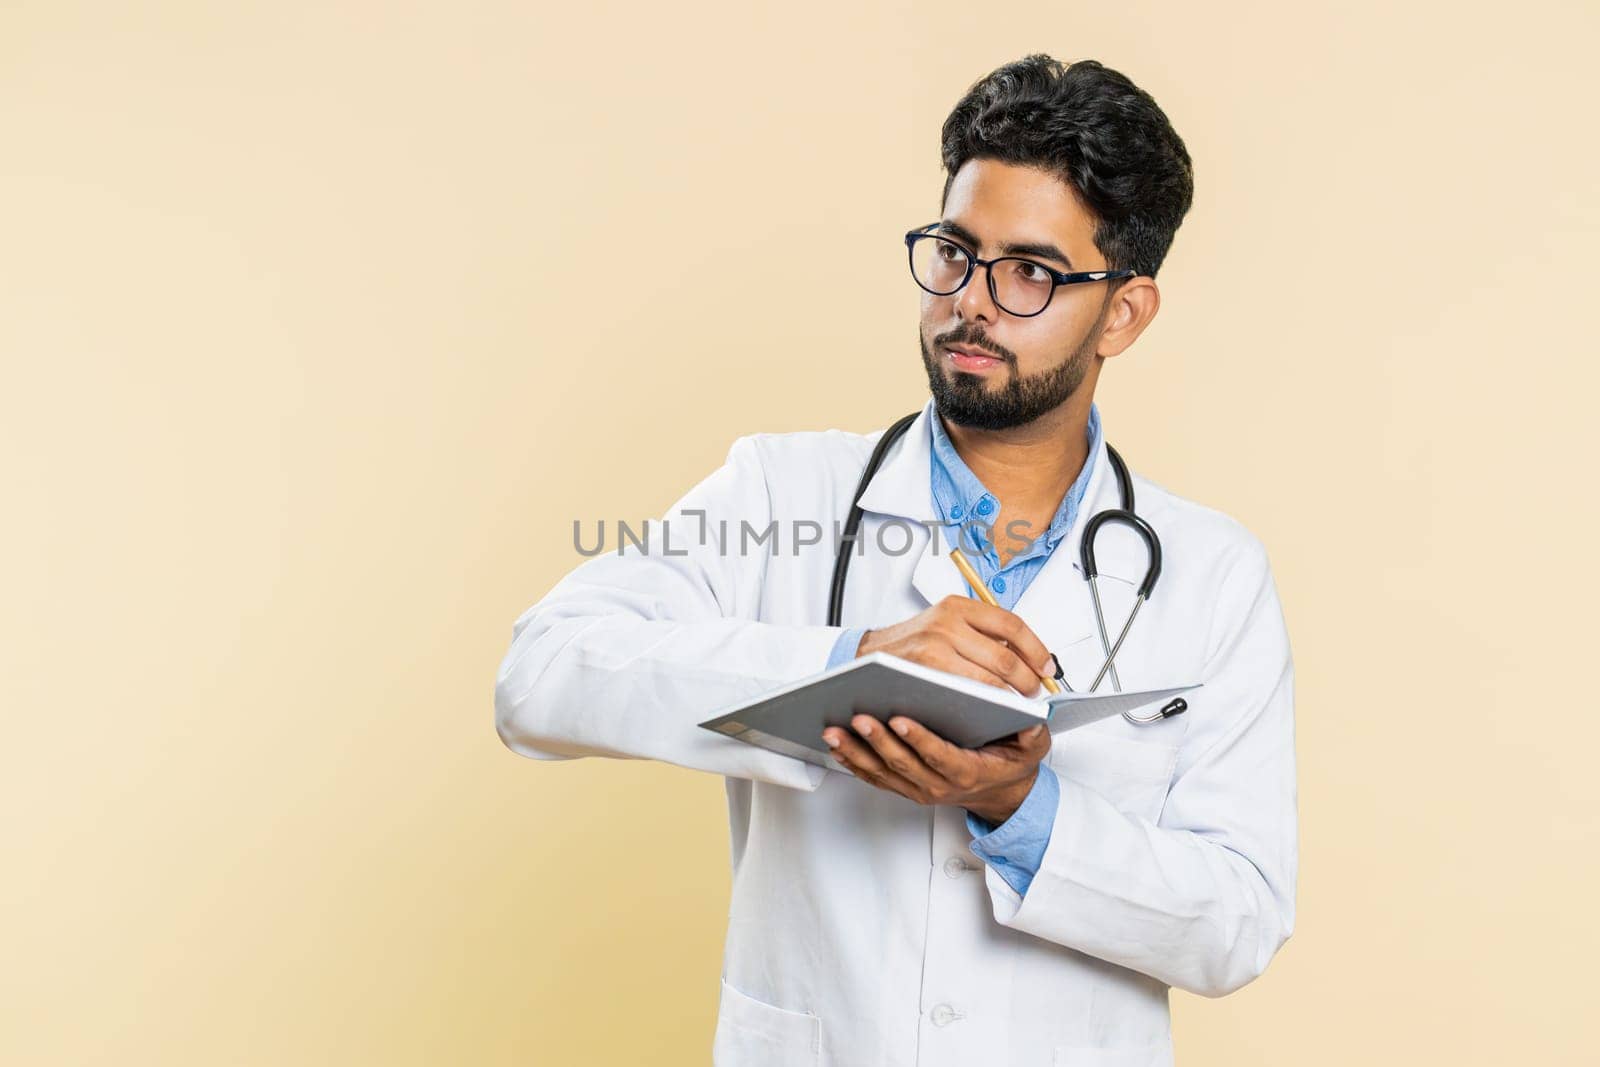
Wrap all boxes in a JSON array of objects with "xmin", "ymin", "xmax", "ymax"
[{"xmin": 495, "ymin": 54, "xmax": 1296, "ymax": 1067}]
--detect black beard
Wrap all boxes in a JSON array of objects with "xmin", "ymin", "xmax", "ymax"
[{"xmin": 919, "ymin": 329, "xmax": 1095, "ymax": 431}]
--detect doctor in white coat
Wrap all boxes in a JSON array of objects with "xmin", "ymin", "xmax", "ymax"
[{"xmin": 495, "ymin": 55, "xmax": 1296, "ymax": 1067}]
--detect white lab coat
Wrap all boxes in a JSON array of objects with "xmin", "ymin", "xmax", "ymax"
[{"xmin": 495, "ymin": 398, "xmax": 1297, "ymax": 1067}]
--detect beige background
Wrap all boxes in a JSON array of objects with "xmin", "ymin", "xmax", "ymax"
[{"xmin": 3, "ymin": 1, "xmax": 1596, "ymax": 1063}]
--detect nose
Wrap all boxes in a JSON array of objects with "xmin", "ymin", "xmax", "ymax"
[{"xmin": 954, "ymin": 259, "xmax": 1000, "ymax": 324}]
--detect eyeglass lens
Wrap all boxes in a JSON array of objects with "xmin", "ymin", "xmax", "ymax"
[{"xmin": 909, "ymin": 236, "xmax": 1055, "ymax": 316}]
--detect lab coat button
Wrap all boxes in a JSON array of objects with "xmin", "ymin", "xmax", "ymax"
[
  {"xmin": 930, "ymin": 1003, "xmax": 960, "ymax": 1026},
  {"xmin": 943, "ymin": 856, "xmax": 972, "ymax": 878}
]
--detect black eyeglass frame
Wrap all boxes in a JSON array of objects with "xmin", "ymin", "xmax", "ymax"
[{"xmin": 903, "ymin": 222, "xmax": 1136, "ymax": 317}]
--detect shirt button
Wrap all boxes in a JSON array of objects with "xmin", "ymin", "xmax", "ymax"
[
  {"xmin": 943, "ymin": 856, "xmax": 973, "ymax": 878},
  {"xmin": 930, "ymin": 1003, "xmax": 960, "ymax": 1027},
  {"xmin": 949, "ymin": 504, "xmax": 964, "ymax": 519},
  {"xmin": 990, "ymin": 575, "xmax": 1006, "ymax": 593},
  {"xmin": 976, "ymin": 497, "xmax": 995, "ymax": 516}
]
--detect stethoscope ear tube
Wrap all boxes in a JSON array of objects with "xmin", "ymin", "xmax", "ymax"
[
  {"xmin": 1122, "ymin": 695, "xmax": 1187, "ymax": 725},
  {"xmin": 1079, "ymin": 509, "xmax": 1163, "ymax": 600}
]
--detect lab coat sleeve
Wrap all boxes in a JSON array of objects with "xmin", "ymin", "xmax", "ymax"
[
  {"xmin": 980, "ymin": 536, "xmax": 1298, "ymax": 997},
  {"xmin": 493, "ymin": 434, "xmax": 845, "ymax": 791}
]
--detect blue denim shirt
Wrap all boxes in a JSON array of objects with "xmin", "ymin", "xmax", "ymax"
[{"xmin": 824, "ymin": 403, "xmax": 1104, "ymax": 897}]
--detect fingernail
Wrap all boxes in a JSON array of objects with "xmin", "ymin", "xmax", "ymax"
[
  {"xmin": 823, "ymin": 733, "xmax": 840, "ymax": 749},
  {"xmin": 892, "ymin": 720, "xmax": 908, "ymax": 737},
  {"xmin": 859, "ymin": 721, "xmax": 873, "ymax": 737}
]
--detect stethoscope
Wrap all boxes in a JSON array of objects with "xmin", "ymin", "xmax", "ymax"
[{"xmin": 826, "ymin": 410, "xmax": 1184, "ymax": 725}]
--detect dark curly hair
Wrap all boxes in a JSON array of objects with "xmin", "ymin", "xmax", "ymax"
[{"xmin": 939, "ymin": 55, "xmax": 1194, "ymax": 280}]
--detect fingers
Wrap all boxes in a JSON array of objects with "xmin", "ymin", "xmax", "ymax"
[
  {"xmin": 947, "ymin": 622, "xmax": 1045, "ymax": 697},
  {"xmin": 979, "ymin": 720, "xmax": 1052, "ymax": 759},
  {"xmin": 823, "ymin": 717, "xmax": 932, "ymax": 796},
  {"xmin": 885, "ymin": 717, "xmax": 977, "ymax": 790},
  {"xmin": 958, "ymin": 601, "xmax": 1054, "ymax": 679},
  {"xmin": 869, "ymin": 598, "xmax": 1058, "ymax": 700},
  {"xmin": 1019, "ymin": 721, "xmax": 1051, "ymax": 756},
  {"xmin": 823, "ymin": 716, "xmax": 1052, "ymax": 809},
  {"xmin": 922, "ymin": 653, "xmax": 1020, "ymax": 693}
]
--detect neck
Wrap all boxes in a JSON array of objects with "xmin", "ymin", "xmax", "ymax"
[{"xmin": 939, "ymin": 393, "xmax": 1095, "ymax": 514}]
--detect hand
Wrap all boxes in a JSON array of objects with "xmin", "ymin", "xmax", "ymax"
[
  {"xmin": 855, "ymin": 595, "xmax": 1058, "ymax": 698},
  {"xmin": 822, "ymin": 713, "xmax": 1052, "ymax": 824}
]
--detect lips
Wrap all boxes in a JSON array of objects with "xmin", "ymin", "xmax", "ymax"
[{"xmin": 944, "ymin": 345, "xmax": 1005, "ymax": 371}]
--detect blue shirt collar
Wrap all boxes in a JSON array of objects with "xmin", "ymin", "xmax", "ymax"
[{"xmin": 928, "ymin": 403, "xmax": 1103, "ymax": 558}]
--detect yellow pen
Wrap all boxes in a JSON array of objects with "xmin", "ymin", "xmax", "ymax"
[{"xmin": 946, "ymin": 546, "xmax": 1063, "ymax": 696}]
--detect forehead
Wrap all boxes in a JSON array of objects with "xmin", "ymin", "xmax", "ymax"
[{"xmin": 941, "ymin": 158, "xmax": 1095, "ymax": 259}]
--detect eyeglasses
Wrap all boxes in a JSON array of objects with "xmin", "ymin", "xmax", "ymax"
[{"xmin": 904, "ymin": 222, "xmax": 1135, "ymax": 317}]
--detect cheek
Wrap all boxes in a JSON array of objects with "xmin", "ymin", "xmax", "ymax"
[
  {"xmin": 1005, "ymin": 339, "xmax": 1054, "ymax": 374},
  {"xmin": 1012, "ymin": 318, "xmax": 1085, "ymax": 369}
]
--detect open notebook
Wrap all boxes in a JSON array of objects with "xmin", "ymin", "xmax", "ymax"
[{"xmin": 698, "ymin": 651, "xmax": 1200, "ymax": 771}]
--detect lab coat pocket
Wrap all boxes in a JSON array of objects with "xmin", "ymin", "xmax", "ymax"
[
  {"xmin": 712, "ymin": 976, "xmax": 822, "ymax": 1067},
  {"xmin": 1052, "ymin": 1041, "xmax": 1173, "ymax": 1067},
  {"xmin": 1045, "ymin": 729, "xmax": 1179, "ymax": 824}
]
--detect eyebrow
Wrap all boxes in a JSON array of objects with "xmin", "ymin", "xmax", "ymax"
[{"xmin": 935, "ymin": 219, "xmax": 1075, "ymax": 270}]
